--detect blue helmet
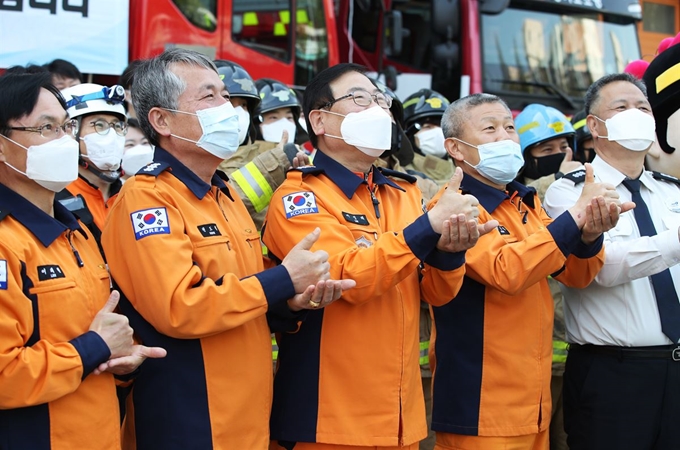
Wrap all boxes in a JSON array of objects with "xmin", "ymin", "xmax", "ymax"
[{"xmin": 515, "ymin": 104, "xmax": 575, "ymax": 153}]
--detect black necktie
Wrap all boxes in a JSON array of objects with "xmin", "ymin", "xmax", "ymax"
[{"xmin": 622, "ymin": 178, "xmax": 680, "ymax": 343}]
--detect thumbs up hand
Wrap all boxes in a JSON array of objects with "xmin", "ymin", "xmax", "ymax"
[
  {"xmin": 281, "ymin": 228, "xmax": 332, "ymax": 293},
  {"xmin": 428, "ymin": 167, "xmax": 481, "ymax": 234}
]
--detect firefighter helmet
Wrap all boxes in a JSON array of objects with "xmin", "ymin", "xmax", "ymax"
[
  {"xmin": 515, "ymin": 103, "xmax": 574, "ymax": 153},
  {"xmin": 61, "ymin": 83, "xmax": 126, "ymax": 121},
  {"xmin": 402, "ymin": 89, "xmax": 450, "ymax": 131},
  {"xmin": 214, "ymin": 60, "xmax": 261, "ymax": 113},
  {"xmin": 254, "ymin": 78, "xmax": 301, "ymax": 120}
]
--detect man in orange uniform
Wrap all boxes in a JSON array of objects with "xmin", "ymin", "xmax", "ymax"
[
  {"xmin": 428, "ymin": 93, "xmax": 631, "ymax": 450},
  {"xmin": 58, "ymin": 83, "xmax": 128, "ymax": 242},
  {"xmin": 101, "ymin": 49, "xmax": 354, "ymax": 450},
  {"xmin": 0, "ymin": 71, "xmax": 163, "ymax": 449},
  {"xmin": 264, "ymin": 63, "xmax": 492, "ymax": 449}
]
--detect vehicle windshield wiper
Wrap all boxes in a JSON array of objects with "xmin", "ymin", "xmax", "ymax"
[{"xmin": 490, "ymin": 79, "xmax": 579, "ymax": 110}]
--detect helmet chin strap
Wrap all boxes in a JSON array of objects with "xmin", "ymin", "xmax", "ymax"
[{"xmin": 78, "ymin": 156, "xmax": 120, "ymax": 184}]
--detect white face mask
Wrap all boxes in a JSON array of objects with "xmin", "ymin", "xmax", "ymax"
[
  {"xmin": 416, "ymin": 127, "xmax": 447, "ymax": 158},
  {"xmin": 81, "ymin": 129, "xmax": 125, "ymax": 171},
  {"xmin": 1, "ymin": 135, "xmax": 79, "ymax": 192},
  {"xmin": 298, "ymin": 117, "xmax": 308, "ymax": 132},
  {"xmin": 261, "ymin": 118, "xmax": 297, "ymax": 144},
  {"xmin": 322, "ymin": 106, "xmax": 392, "ymax": 157},
  {"xmin": 595, "ymin": 108, "xmax": 656, "ymax": 151},
  {"xmin": 169, "ymin": 102, "xmax": 240, "ymax": 159},
  {"xmin": 234, "ymin": 105, "xmax": 250, "ymax": 145},
  {"xmin": 122, "ymin": 144, "xmax": 154, "ymax": 177},
  {"xmin": 455, "ymin": 138, "xmax": 524, "ymax": 185}
]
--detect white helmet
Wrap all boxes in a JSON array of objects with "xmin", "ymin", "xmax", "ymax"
[{"xmin": 61, "ymin": 83, "xmax": 126, "ymax": 121}]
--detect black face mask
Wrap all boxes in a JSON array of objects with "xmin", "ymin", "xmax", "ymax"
[
  {"xmin": 382, "ymin": 122, "xmax": 415, "ymax": 166},
  {"xmin": 575, "ymin": 147, "xmax": 595, "ymax": 164},
  {"xmin": 522, "ymin": 152, "xmax": 566, "ymax": 180}
]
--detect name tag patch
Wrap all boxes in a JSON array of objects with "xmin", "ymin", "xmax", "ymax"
[
  {"xmin": 0, "ymin": 260, "xmax": 7, "ymax": 290},
  {"xmin": 283, "ymin": 191, "xmax": 319, "ymax": 219},
  {"xmin": 131, "ymin": 207, "xmax": 170, "ymax": 240},
  {"xmin": 198, "ymin": 223, "xmax": 222, "ymax": 237},
  {"xmin": 342, "ymin": 212, "xmax": 369, "ymax": 225},
  {"xmin": 37, "ymin": 265, "xmax": 65, "ymax": 281}
]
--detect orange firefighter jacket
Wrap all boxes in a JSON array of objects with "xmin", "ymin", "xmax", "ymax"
[
  {"xmin": 63, "ymin": 175, "xmax": 120, "ymax": 234},
  {"xmin": 0, "ymin": 182, "xmax": 118, "ymax": 449},
  {"xmin": 101, "ymin": 147, "xmax": 297, "ymax": 450},
  {"xmin": 262, "ymin": 149, "xmax": 466, "ymax": 447},
  {"xmin": 428, "ymin": 174, "xmax": 604, "ymax": 437}
]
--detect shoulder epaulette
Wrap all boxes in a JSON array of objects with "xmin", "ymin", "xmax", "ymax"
[
  {"xmin": 405, "ymin": 168, "xmax": 432, "ymax": 181},
  {"xmin": 652, "ymin": 171, "xmax": 680, "ymax": 186},
  {"xmin": 0, "ymin": 209, "xmax": 8, "ymax": 222},
  {"xmin": 562, "ymin": 168, "xmax": 587, "ymax": 185},
  {"xmin": 137, "ymin": 161, "xmax": 171, "ymax": 177},
  {"xmin": 292, "ymin": 165, "xmax": 324, "ymax": 176},
  {"xmin": 379, "ymin": 168, "xmax": 417, "ymax": 184}
]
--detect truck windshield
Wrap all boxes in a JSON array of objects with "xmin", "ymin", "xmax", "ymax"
[
  {"xmin": 294, "ymin": 0, "xmax": 330, "ymax": 85},
  {"xmin": 481, "ymin": 7, "xmax": 640, "ymax": 110}
]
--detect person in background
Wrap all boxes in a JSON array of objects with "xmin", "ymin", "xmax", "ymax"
[
  {"xmin": 121, "ymin": 117, "xmax": 153, "ymax": 181},
  {"xmin": 254, "ymin": 78, "xmax": 303, "ymax": 145},
  {"xmin": 43, "ymin": 58, "xmax": 82, "ymax": 90},
  {"xmin": 57, "ymin": 83, "xmax": 127, "ymax": 243},
  {"xmin": 101, "ymin": 48, "xmax": 353, "ymax": 449},
  {"xmin": 514, "ymin": 103, "xmax": 582, "ymax": 450},
  {"xmin": 570, "ymin": 110, "xmax": 596, "ymax": 164},
  {"xmin": 119, "ymin": 60, "xmax": 145, "ymax": 119},
  {"xmin": 403, "ymin": 89, "xmax": 454, "ymax": 186},
  {"xmin": 0, "ymin": 69, "xmax": 163, "ymax": 450},
  {"xmin": 216, "ymin": 64, "xmax": 308, "ymax": 230}
]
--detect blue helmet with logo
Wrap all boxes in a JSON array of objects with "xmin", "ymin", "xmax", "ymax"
[{"xmin": 515, "ymin": 104, "xmax": 575, "ymax": 153}]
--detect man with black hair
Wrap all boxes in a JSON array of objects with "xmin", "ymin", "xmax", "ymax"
[
  {"xmin": 43, "ymin": 58, "xmax": 82, "ymax": 90},
  {"xmin": 264, "ymin": 63, "xmax": 490, "ymax": 449}
]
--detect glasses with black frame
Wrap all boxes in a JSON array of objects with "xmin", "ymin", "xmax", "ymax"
[
  {"xmin": 324, "ymin": 89, "xmax": 393, "ymax": 110},
  {"xmin": 89, "ymin": 119, "xmax": 128, "ymax": 136},
  {"xmin": 9, "ymin": 119, "xmax": 79, "ymax": 138}
]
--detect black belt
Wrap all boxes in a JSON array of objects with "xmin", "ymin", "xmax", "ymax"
[{"xmin": 570, "ymin": 343, "xmax": 680, "ymax": 361}]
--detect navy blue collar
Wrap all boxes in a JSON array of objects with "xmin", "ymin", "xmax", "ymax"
[
  {"xmin": 460, "ymin": 174, "xmax": 536, "ymax": 214},
  {"xmin": 313, "ymin": 150, "xmax": 404, "ymax": 199},
  {"xmin": 0, "ymin": 183, "xmax": 84, "ymax": 247},
  {"xmin": 153, "ymin": 147, "xmax": 230, "ymax": 200}
]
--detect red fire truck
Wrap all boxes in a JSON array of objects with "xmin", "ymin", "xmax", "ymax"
[{"xmin": 334, "ymin": 0, "xmax": 644, "ymax": 113}]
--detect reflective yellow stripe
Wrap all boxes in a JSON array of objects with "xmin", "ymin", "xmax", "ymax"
[
  {"xmin": 572, "ymin": 118, "xmax": 587, "ymax": 131},
  {"xmin": 553, "ymin": 340, "xmax": 568, "ymax": 363},
  {"xmin": 656, "ymin": 61, "xmax": 680, "ymax": 94},
  {"xmin": 517, "ymin": 120, "xmax": 539, "ymax": 135},
  {"xmin": 243, "ymin": 12, "xmax": 258, "ymax": 26},
  {"xmin": 272, "ymin": 336, "xmax": 279, "ymax": 361},
  {"xmin": 419, "ymin": 340, "xmax": 429, "ymax": 365},
  {"xmin": 230, "ymin": 162, "xmax": 274, "ymax": 213}
]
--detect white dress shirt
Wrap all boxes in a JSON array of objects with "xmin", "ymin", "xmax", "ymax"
[{"xmin": 544, "ymin": 156, "xmax": 680, "ymax": 346}]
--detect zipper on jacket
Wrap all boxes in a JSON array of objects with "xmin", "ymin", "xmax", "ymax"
[
  {"xmin": 213, "ymin": 188, "xmax": 232, "ymax": 250},
  {"xmin": 67, "ymin": 231, "xmax": 84, "ymax": 267}
]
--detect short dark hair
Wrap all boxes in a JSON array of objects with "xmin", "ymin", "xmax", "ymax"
[
  {"xmin": 441, "ymin": 93, "xmax": 510, "ymax": 138},
  {"xmin": 119, "ymin": 60, "xmax": 145, "ymax": 90},
  {"xmin": 302, "ymin": 63, "xmax": 367, "ymax": 148},
  {"xmin": 4, "ymin": 64, "xmax": 49, "ymax": 76},
  {"xmin": 0, "ymin": 72, "xmax": 66, "ymax": 137},
  {"xmin": 43, "ymin": 58, "xmax": 83, "ymax": 82},
  {"xmin": 584, "ymin": 73, "xmax": 647, "ymax": 116}
]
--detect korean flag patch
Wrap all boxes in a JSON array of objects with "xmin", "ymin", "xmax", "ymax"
[
  {"xmin": 283, "ymin": 191, "xmax": 319, "ymax": 219},
  {"xmin": 0, "ymin": 260, "xmax": 7, "ymax": 290},
  {"xmin": 130, "ymin": 207, "xmax": 171, "ymax": 240}
]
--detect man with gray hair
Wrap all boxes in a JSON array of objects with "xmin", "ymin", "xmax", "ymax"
[
  {"xmin": 545, "ymin": 73, "xmax": 680, "ymax": 449},
  {"xmin": 428, "ymin": 93, "xmax": 630, "ymax": 449},
  {"xmin": 101, "ymin": 49, "xmax": 354, "ymax": 449}
]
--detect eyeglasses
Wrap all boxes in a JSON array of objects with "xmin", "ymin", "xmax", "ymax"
[
  {"xmin": 324, "ymin": 89, "xmax": 392, "ymax": 110},
  {"xmin": 9, "ymin": 119, "xmax": 79, "ymax": 138},
  {"xmin": 89, "ymin": 119, "xmax": 128, "ymax": 136}
]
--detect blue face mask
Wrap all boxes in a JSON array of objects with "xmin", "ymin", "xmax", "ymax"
[
  {"xmin": 168, "ymin": 102, "xmax": 240, "ymax": 159},
  {"xmin": 454, "ymin": 138, "xmax": 524, "ymax": 185}
]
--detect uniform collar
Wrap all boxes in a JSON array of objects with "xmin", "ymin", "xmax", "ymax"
[
  {"xmin": 154, "ymin": 147, "xmax": 229, "ymax": 199},
  {"xmin": 591, "ymin": 156, "xmax": 656, "ymax": 192},
  {"xmin": 313, "ymin": 150, "xmax": 404, "ymax": 199},
  {"xmin": 73, "ymin": 173, "xmax": 122, "ymax": 197},
  {"xmin": 460, "ymin": 173, "xmax": 536, "ymax": 214},
  {"xmin": 0, "ymin": 182, "xmax": 84, "ymax": 247}
]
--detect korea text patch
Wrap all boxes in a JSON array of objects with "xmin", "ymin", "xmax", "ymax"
[
  {"xmin": 0, "ymin": 260, "xmax": 6, "ymax": 290},
  {"xmin": 130, "ymin": 207, "xmax": 171, "ymax": 240},
  {"xmin": 283, "ymin": 191, "xmax": 319, "ymax": 219}
]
